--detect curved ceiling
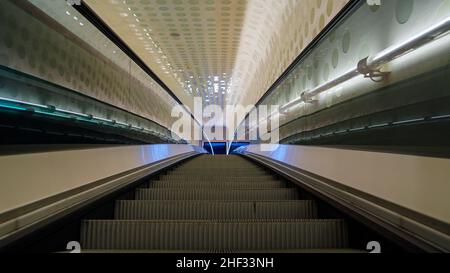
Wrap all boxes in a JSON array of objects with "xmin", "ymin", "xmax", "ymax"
[{"xmin": 84, "ymin": 0, "xmax": 349, "ymax": 111}]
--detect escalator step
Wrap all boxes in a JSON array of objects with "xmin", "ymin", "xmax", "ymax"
[
  {"xmin": 135, "ymin": 189, "xmax": 299, "ymax": 200},
  {"xmin": 180, "ymin": 164, "xmax": 256, "ymax": 167},
  {"xmin": 177, "ymin": 166, "xmax": 260, "ymax": 170},
  {"xmin": 80, "ymin": 220, "xmax": 348, "ymax": 250},
  {"xmin": 159, "ymin": 175, "xmax": 276, "ymax": 181},
  {"xmin": 172, "ymin": 166, "xmax": 265, "ymax": 169},
  {"xmin": 180, "ymin": 158, "xmax": 254, "ymax": 163},
  {"xmin": 170, "ymin": 170, "xmax": 268, "ymax": 175},
  {"xmin": 147, "ymin": 180, "xmax": 286, "ymax": 188},
  {"xmin": 177, "ymin": 166, "xmax": 262, "ymax": 170},
  {"xmin": 114, "ymin": 200, "xmax": 317, "ymax": 220}
]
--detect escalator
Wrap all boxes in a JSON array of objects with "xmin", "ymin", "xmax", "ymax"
[{"xmin": 80, "ymin": 155, "xmax": 356, "ymax": 252}]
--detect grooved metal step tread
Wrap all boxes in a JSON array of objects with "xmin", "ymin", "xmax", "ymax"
[
  {"xmin": 80, "ymin": 220, "xmax": 348, "ymax": 250},
  {"xmin": 65, "ymin": 249, "xmax": 365, "ymax": 253},
  {"xmin": 135, "ymin": 189, "xmax": 299, "ymax": 200},
  {"xmin": 169, "ymin": 172, "xmax": 269, "ymax": 176},
  {"xmin": 159, "ymin": 175, "xmax": 276, "ymax": 181},
  {"xmin": 114, "ymin": 200, "xmax": 317, "ymax": 220},
  {"xmin": 146, "ymin": 180, "xmax": 287, "ymax": 188},
  {"xmin": 177, "ymin": 166, "xmax": 260, "ymax": 170},
  {"xmin": 177, "ymin": 165, "xmax": 262, "ymax": 168},
  {"xmin": 172, "ymin": 168, "xmax": 266, "ymax": 171}
]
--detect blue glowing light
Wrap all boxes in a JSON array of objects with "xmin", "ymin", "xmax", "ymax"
[{"xmin": 0, "ymin": 103, "xmax": 27, "ymax": 111}]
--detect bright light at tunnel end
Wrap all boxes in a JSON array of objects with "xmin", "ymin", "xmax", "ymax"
[{"xmin": 170, "ymin": 97, "xmax": 280, "ymax": 152}]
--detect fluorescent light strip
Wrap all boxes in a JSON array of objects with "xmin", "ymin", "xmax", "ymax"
[
  {"xmin": 281, "ymin": 97, "xmax": 303, "ymax": 112},
  {"xmin": 349, "ymin": 127, "xmax": 365, "ymax": 132},
  {"xmin": 392, "ymin": 118, "xmax": 425, "ymax": 125},
  {"xmin": 55, "ymin": 108, "xmax": 91, "ymax": 118},
  {"xmin": 34, "ymin": 109, "xmax": 70, "ymax": 119},
  {"xmin": 368, "ymin": 123, "xmax": 389, "ymax": 129},
  {"xmin": 281, "ymin": 16, "xmax": 450, "ymax": 112},
  {"xmin": 116, "ymin": 121, "xmax": 129, "ymax": 127},
  {"xmin": 92, "ymin": 116, "xmax": 115, "ymax": 123},
  {"xmin": 0, "ymin": 97, "xmax": 48, "ymax": 109},
  {"xmin": 0, "ymin": 104, "xmax": 28, "ymax": 111},
  {"xmin": 0, "ymin": 98, "xmax": 182, "ymax": 142},
  {"xmin": 369, "ymin": 17, "xmax": 450, "ymax": 68},
  {"xmin": 431, "ymin": 114, "xmax": 450, "ymax": 120}
]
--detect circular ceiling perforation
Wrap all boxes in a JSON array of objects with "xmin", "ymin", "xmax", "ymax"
[{"xmin": 84, "ymin": 0, "xmax": 349, "ymax": 112}]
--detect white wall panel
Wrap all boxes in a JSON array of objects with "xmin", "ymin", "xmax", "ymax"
[
  {"xmin": 245, "ymin": 144, "xmax": 450, "ymax": 224},
  {"xmin": 0, "ymin": 144, "xmax": 201, "ymax": 214}
]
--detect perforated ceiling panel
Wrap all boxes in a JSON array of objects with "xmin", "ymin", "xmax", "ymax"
[{"xmin": 84, "ymin": 0, "xmax": 349, "ymax": 111}]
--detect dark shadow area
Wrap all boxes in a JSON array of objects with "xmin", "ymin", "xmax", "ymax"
[{"xmin": 0, "ymin": 108, "xmax": 166, "ymax": 146}]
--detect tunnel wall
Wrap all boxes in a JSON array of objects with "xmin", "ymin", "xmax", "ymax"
[
  {"xmin": 251, "ymin": 0, "xmax": 450, "ymax": 143},
  {"xmin": 0, "ymin": 0, "xmax": 185, "ymax": 130}
]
